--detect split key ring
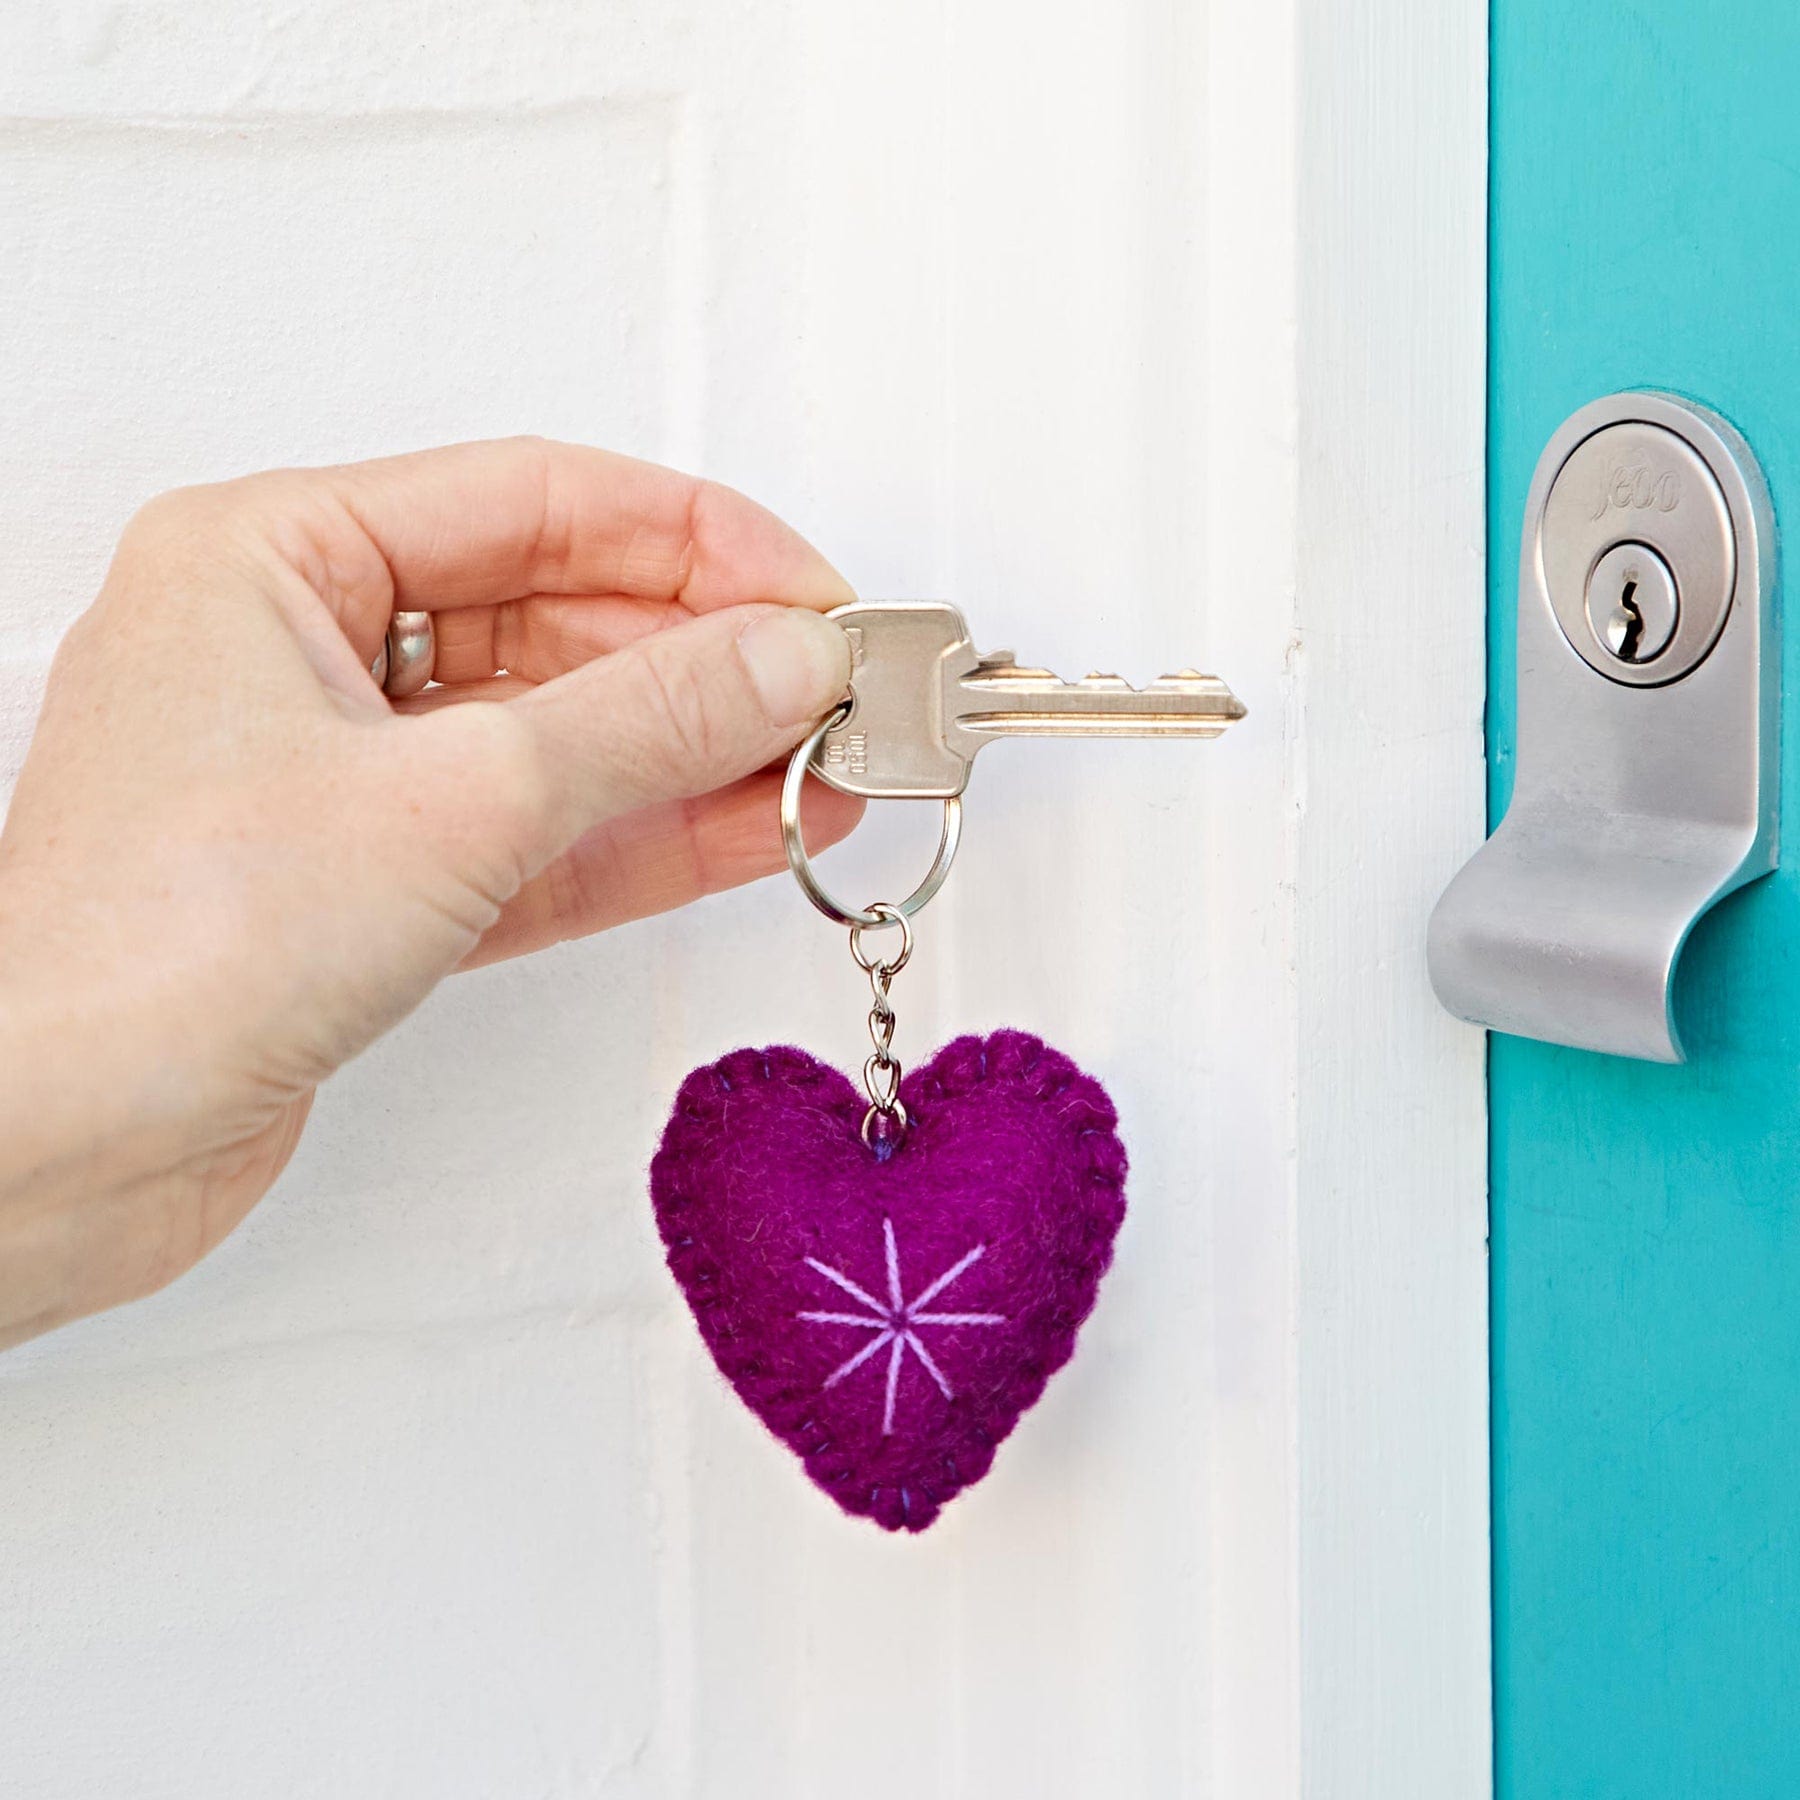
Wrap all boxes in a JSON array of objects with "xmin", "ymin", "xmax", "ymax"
[{"xmin": 779, "ymin": 701, "xmax": 961, "ymax": 931}]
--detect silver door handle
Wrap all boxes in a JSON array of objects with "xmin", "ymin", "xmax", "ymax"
[{"xmin": 1428, "ymin": 390, "xmax": 1778, "ymax": 1063}]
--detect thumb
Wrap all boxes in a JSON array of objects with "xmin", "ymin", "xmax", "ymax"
[{"xmin": 483, "ymin": 603, "xmax": 851, "ymax": 871}]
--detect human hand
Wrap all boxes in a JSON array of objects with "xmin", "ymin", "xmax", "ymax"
[{"xmin": 0, "ymin": 438, "xmax": 860, "ymax": 1346}]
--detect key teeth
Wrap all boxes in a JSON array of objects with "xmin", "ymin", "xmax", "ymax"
[
  {"xmin": 952, "ymin": 638, "xmax": 1246, "ymax": 729},
  {"xmin": 971, "ymin": 667, "xmax": 1241, "ymax": 701}
]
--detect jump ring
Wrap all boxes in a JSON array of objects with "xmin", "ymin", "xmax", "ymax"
[
  {"xmin": 861, "ymin": 1098, "xmax": 910, "ymax": 1149},
  {"xmin": 378, "ymin": 610, "xmax": 436, "ymax": 699},
  {"xmin": 850, "ymin": 903, "xmax": 913, "ymax": 977},
  {"xmin": 780, "ymin": 708, "xmax": 961, "ymax": 929}
]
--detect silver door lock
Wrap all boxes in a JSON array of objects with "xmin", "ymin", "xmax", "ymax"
[{"xmin": 1428, "ymin": 390, "xmax": 1778, "ymax": 1062}]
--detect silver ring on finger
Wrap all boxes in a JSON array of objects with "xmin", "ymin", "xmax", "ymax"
[{"xmin": 378, "ymin": 610, "xmax": 436, "ymax": 698}]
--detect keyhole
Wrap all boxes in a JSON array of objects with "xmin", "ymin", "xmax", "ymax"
[
  {"xmin": 1584, "ymin": 540, "xmax": 1680, "ymax": 671},
  {"xmin": 1610, "ymin": 576, "xmax": 1644, "ymax": 660}
]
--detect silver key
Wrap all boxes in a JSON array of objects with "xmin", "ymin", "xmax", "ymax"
[{"xmin": 812, "ymin": 600, "xmax": 1245, "ymax": 799}]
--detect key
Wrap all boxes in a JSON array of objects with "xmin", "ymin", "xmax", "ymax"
[{"xmin": 812, "ymin": 600, "xmax": 1245, "ymax": 799}]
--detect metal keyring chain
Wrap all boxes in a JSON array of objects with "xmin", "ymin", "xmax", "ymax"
[
  {"xmin": 781, "ymin": 706, "xmax": 956, "ymax": 1150},
  {"xmin": 779, "ymin": 702, "xmax": 962, "ymax": 929},
  {"xmin": 851, "ymin": 902, "xmax": 912, "ymax": 1147}
]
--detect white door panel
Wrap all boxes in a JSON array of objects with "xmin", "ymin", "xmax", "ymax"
[{"xmin": 0, "ymin": 2, "xmax": 1488, "ymax": 1794}]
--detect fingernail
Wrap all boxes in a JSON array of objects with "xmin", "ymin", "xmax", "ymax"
[{"xmin": 739, "ymin": 609, "xmax": 852, "ymax": 728}]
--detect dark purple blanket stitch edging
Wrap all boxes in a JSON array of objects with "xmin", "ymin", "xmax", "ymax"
[{"xmin": 650, "ymin": 1029, "xmax": 1129, "ymax": 1532}]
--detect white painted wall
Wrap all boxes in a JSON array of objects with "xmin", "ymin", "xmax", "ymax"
[{"xmin": 0, "ymin": 3, "xmax": 1489, "ymax": 1796}]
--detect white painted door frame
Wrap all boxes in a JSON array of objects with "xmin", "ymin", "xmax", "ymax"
[
  {"xmin": 1289, "ymin": 1, "xmax": 1491, "ymax": 1787},
  {"xmin": 1143, "ymin": 0, "xmax": 1493, "ymax": 1789}
]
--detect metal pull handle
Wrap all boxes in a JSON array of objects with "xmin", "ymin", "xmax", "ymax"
[{"xmin": 1428, "ymin": 390, "xmax": 1779, "ymax": 1063}]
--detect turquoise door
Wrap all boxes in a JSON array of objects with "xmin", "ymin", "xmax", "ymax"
[{"xmin": 1492, "ymin": 4, "xmax": 1800, "ymax": 1793}]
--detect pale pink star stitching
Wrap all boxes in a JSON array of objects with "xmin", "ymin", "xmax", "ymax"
[{"xmin": 799, "ymin": 1218, "xmax": 1007, "ymax": 1434}]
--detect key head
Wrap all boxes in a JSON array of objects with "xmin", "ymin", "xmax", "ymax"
[{"xmin": 813, "ymin": 601, "xmax": 975, "ymax": 798}]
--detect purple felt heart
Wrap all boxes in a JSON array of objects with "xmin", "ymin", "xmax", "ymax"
[{"xmin": 650, "ymin": 1029, "xmax": 1127, "ymax": 1532}]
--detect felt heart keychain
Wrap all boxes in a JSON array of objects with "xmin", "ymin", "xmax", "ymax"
[
  {"xmin": 649, "ymin": 696, "xmax": 1130, "ymax": 1533},
  {"xmin": 651, "ymin": 1030, "xmax": 1126, "ymax": 1532}
]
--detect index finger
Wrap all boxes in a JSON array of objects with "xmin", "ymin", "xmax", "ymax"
[{"xmin": 235, "ymin": 436, "xmax": 856, "ymax": 641}]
